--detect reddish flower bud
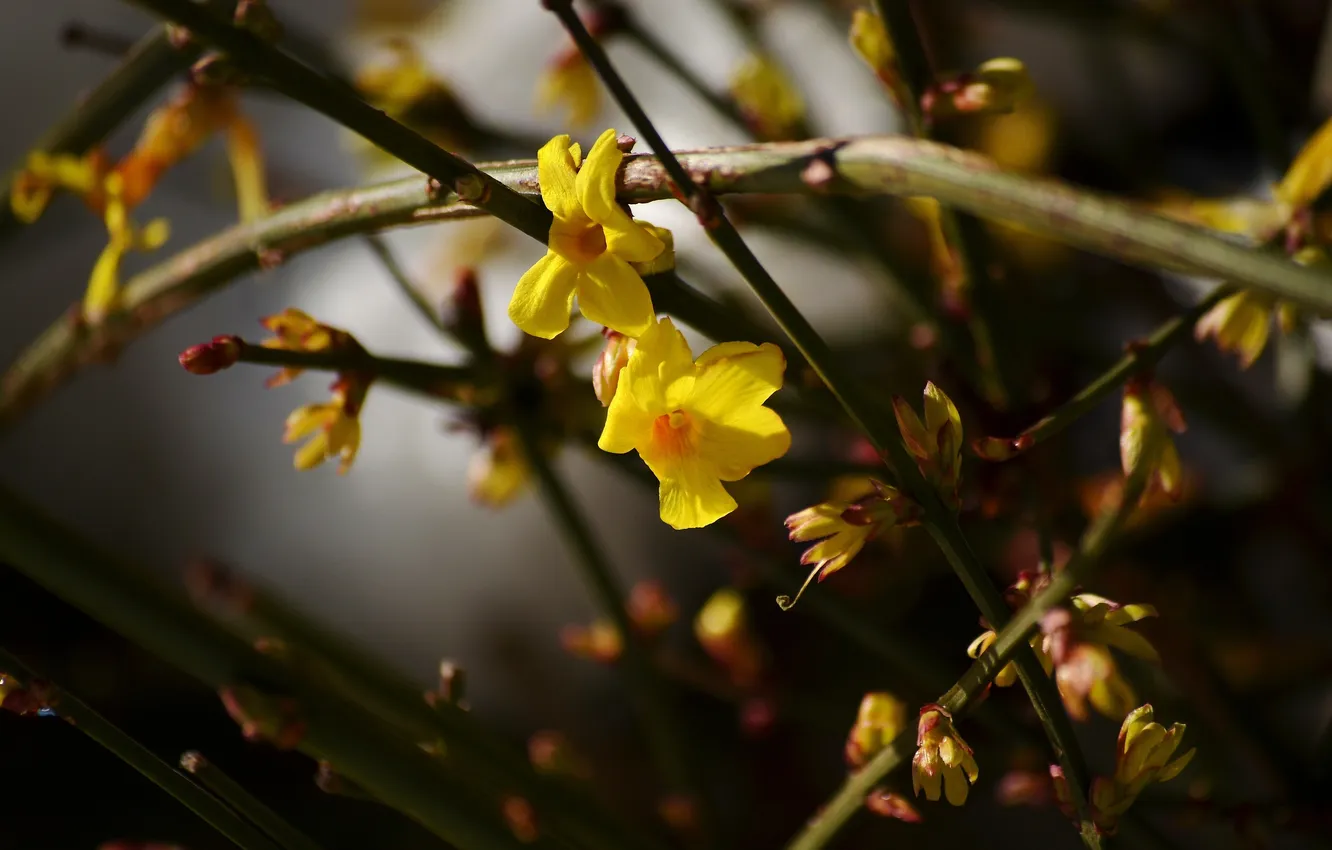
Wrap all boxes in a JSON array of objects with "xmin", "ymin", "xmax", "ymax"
[
  {"xmin": 627, "ymin": 580, "xmax": 678, "ymax": 637},
  {"xmin": 179, "ymin": 335, "xmax": 241, "ymax": 375},
  {"xmin": 502, "ymin": 795, "xmax": 539, "ymax": 843},
  {"xmin": 866, "ymin": 788, "xmax": 923, "ymax": 822},
  {"xmin": 219, "ymin": 685, "xmax": 305, "ymax": 749}
]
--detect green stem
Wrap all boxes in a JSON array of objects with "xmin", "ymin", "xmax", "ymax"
[
  {"xmin": 974, "ymin": 285, "xmax": 1235, "ymax": 461},
  {"xmin": 180, "ymin": 751, "xmax": 326, "ymax": 850},
  {"xmin": 785, "ymin": 468, "xmax": 1149, "ymax": 850},
  {"xmin": 512, "ymin": 415, "xmax": 711, "ymax": 835},
  {"xmin": 232, "ymin": 340, "xmax": 477, "ymax": 398},
  {"xmin": 0, "ymin": 649, "xmax": 283, "ymax": 850},
  {"xmin": 8, "ymin": 137, "xmax": 1332, "ymax": 425},
  {"xmin": 0, "ymin": 485, "xmax": 644, "ymax": 850},
  {"xmin": 362, "ymin": 234, "xmax": 449, "ymax": 334}
]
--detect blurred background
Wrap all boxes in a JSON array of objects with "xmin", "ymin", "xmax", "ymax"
[{"xmin": 3, "ymin": 0, "xmax": 1332, "ymax": 848}]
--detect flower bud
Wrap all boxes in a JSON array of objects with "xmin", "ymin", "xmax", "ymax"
[
  {"xmin": 179, "ymin": 335, "xmax": 242, "ymax": 375},
  {"xmin": 893, "ymin": 381, "xmax": 964, "ymax": 507},
  {"xmin": 866, "ymin": 788, "xmax": 922, "ymax": 822},
  {"xmin": 443, "ymin": 266, "xmax": 488, "ymax": 350},
  {"xmin": 314, "ymin": 760, "xmax": 373, "ymax": 800},
  {"xmin": 845, "ymin": 691, "xmax": 908, "ymax": 767},
  {"xmin": 592, "ymin": 329, "xmax": 635, "ymax": 406},
  {"xmin": 1120, "ymin": 377, "xmax": 1186, "ymax": 499},
  {"xmin": 694, "ymin": 588, "xmax": 763, "ymax": 687},
  {"xmin": 218, "ymin": 685, "xmax": 305, "ymax": 749},
  {"xmin": 626, "ymin": 580, "xmax": 678, "ymax": 637}
]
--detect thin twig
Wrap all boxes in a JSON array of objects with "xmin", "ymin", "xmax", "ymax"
[
  {"xmin": 180, "ymin": 751, "xmax": 327, "ymax": 850},
  {"xmin": 0, "ymin": 649, "xmax": 284, "ymax": 850},
  {"xmin": 545, "ymin": 4, "xmax": 1100, "ymax": 843},
  {"xmin": 973, "ymin": 284, "xmax": 1236, "ymax": 461}
]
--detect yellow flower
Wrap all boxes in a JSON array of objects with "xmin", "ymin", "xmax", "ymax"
[
  {"xmin": 1042, "ymin": 594, "xmax": 1159, "ymax": 722},
  {"xmin": 892, "ymin": 381, "xmax": 964, "ymax": 508},
  {"xmin": 283, "ymin": 380, "xmax": 366, "ymax": 474},
  {"xmin": 912, "ymin": 704, "xmax": 978, "ymax": 806},
  {"xmin": 9, "ymin": 149, "xmax": 110, "ymax": 223},
  {"xmin": 259, "ymin": 308, "xmax": 349, "ymax": 387},
  {"xmin": 694, "ymin": 588, "xmax": 763, "ymax": 687},
  {"xmin": 849, "ymin": 8, "xmax": 895, "ymax": 81},
  {"xmin": 468, "ymin": 427, "xmax": 530, "ymax": 507},
  {"xmin": 537, "ymin": 50, "xmax": 601, "ymax": 129},
  {"xmin": 786, "ymin": 502, "xmax": 874, "ymax": 578},
  {"xmin": 1194, "ymin": 289, "xmax": 1275, "ymax": 369},
  {"xmin": 966, "ymin": 629, "xmax": 1045, "ymax": 688},
  {"xmin": 83, "ymin": 173, "xmax": 170, "ymax": 322},
  {"xmin": 598, "ymin": 317, "xmax": 790, "ymax": 529},
  {"xmin": 729, "ymin": 54, "xmax": 806, "ymax": 142},
  {"xmin": 845, "ymin": 692, "xmax": 908, "ymax": 767},
  {"xmin": 1074, "ymin": 704, "xmax": 1195, "ymax": 834},
  {"xmin": 1120, "ymin": 378, "xmax": 1186, "ymax": 500},
  {"xmin": 511, "ymin": 129, "xmax": 666, "ymax": 340}
]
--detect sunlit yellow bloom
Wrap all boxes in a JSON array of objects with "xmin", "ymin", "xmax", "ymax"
[
  {"xmin": 83, "ymin": 174, "xmax": 171, "ymax": 322},
  {"xmin": 511, "ymin": 129, "xmax": 665, "ymax": 340},
  {"xmin": 467, "ymin": 427, "xmax": 530, "ymax": 507},
  {"xmin": 912, "ymin": 704, "xmax": 978, "ymax": 806},
  {"xmin": 283, "ymin": 381, "xmax": 366, "ymax": 474},
  {"xmin": 538, "ymin": 50, "xmax": 601, "ymax": 129},
  {"xmin": 598, "ymin": 317, "xmax": 790, "ymax": 529},
  {"xmin": 1120, "ymin": 378, "xmax": 1186, "ymax": 500},
  {"xmin": 1194, "ymin": 289, "xmax": 1275, "ymax": 369},
  {"xmin": 1059, "ymin": 705, "xmax": 1195, "ymax": 834},
  {"xmin": 892, "ymin": 381, "xmax": 964, "ymax": 508},
  {"xmin": 845, "ymin": 692, "xmax": 908, "ymax": 767},
  {"xmin": 729, "ymin": 54, "xmax": 806, "ymax": 142}
]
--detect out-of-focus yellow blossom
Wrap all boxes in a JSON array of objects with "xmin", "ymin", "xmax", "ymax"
[
  {"xmin": 538, "ymin": 49, "xmax": 601, "ymax": 129},
  {"xmin": 912, "ymin": 704, "xmax": 978, "ymax": 806},
  {"xmin": 561, "ymin": 619, "xmax": 623, "ymax": 663},
  {"xmin": 10, "ymin": 150, "xmax": 111, "ymax": 223},
  {"xmin": 923, "ymin": 58, "xmax": 1033, "ymax": 122},
  {"xmin": 283, "ymin": 376, "xmax": 367, "ymax": 475},
  {"xmin": 467, "ymin": 427, "xmax": 529, "ymax": 507},
  {"xmin": 694, "ymin": 587, "xmax": 763, "ymax": 687},
  {"xmin": 598, "ymin": 317, "xmax": 790, "ymax": 529},
  {"xmin": 977, "ymin": 99, "xmax": 1067, "ymax": 272},
  {"xmin": 1120, "ymin": 377, "xmax": 1186, "ymax": 500},
  {"xmin": 259, "ymin": 308, "xmax": 351, "ymax": 387},
  {"xmin": 511, "ymin": 129, "xmax": 666, "ymax": 340},
  {"xmin": 1054, "ymin": 704, "xmax": 1194, "ymax": 835},
  {"xmin": 848, "ymin": 8, "xmax": 907, "ymax": 109},
  {"xmin": 892, "ymin": 381, "xmax": 964, "ymax": 508},
  {"xmin": 1162, "ymin": 119, "xmax": 1332, "ymax": 364},
  {"xmin": 1043, "ymin": 594, "xmax": 1160, "ymax": 722},
  {"xmin": 729, "ymin": 54, "xmax": 806, "ymax": 142},
  {"xmin": 83, "ymin": 174, "xmax": 170, "ymax": 322},
  {"xmin": 845, "ymin": 691, "xmax": 908, "ymax": 767},
  {"xmin": 966, "ymin": 628, "xmax": 1045, "ymax": 689},
  {"xmin": 354, "ymin": 39, "xmax": 477, "ymax": 162}
]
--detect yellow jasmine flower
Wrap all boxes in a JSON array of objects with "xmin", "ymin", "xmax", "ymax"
[
  {"xmin": 966, "ymin": 628, "xmax": 1046, "ymax": 689},
  {"xmin": 83, "ymin": 174, "xmax": 170, "ymax": 322},
  {"xmin": 786, "ymin": 502, "xmax": 874, "ymax": 578},
  {"xmin": 1042, "ymin": 594, "xmax": 1159, "ymax": 722},
  {"xmin": 467, "ymin": 427, "xmax": 530, "ymax": 507},
  {"xmin": 892, "ymin": 381, "xmax": 964, "ymax": 508},
  {"xmin": 259, "ymin": 308, "xmax": 351, "ymax": 387},
  {"xmin": 10, "ymin": 149, "xmax": 110, "ymax": 223},
  {"xmin": 511, "ymin": 129, "xmax": 665, "ymax": 340},
  {"xmin": 845, "ymin": 692, "xmax": 908, "ymax": 767},
  {"xmin": 1194, "ymin": 289, "xmax": 1276, "ymax": 369},
  {"xmin": 283, "ymin": 379, "xmax": 366, "ymax": 474},
  {"xmin": 598, "ymin": 317, "xmax": 790, "ymax": 529},
  {"xmin": 729, "ymin": 54, "xmax": 806, "ymax": 142},
  {"xmin": 694, "ymin": 588, "xmax": 763, "ymax": 687},
  {"xmin": 1120, "ymin": 377, "xmax": 1186, "ymax": 500},
  {"xmin": 912, "ymin": 704, "xmax": 978, "ymax": 806},
  {"xmin": 537, "ymin": 49, "xmax": 601, "ymax": 129}
]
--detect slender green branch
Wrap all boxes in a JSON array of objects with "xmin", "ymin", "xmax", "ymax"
[
  {"xmin": 0, "ymin": 485, "xmax": 653, "ymax": 850},
  {"xmin": 974, "ymin": 284, "xmax": 1235, "ymax": 461},
  {"xmin": 230, "ymin": 339, "xmax": 477, "ymax": 399},
  {"xmin": 362, "ymin": 235, "xmax": 450, "ymax": 335},
  {"xmin": 547, "ymin": 5, "xmax": 1098, "ymax": 842},
  {"xmin": 785, "ymin": 468, "xmax": 1149, "ymax": 850},
  {"xmin": 180, "ymin": 752, "xmax": 326, "ymax": 850},
  {"xmin": 7, "ymin": 135, "xmax": 1332, "ymax": 426},
  {"xmin": 512, "ymin": 415, "xmax": 711, "ymax": 834},
  {"xmin": 0, "ymin": 648, "xmax": 284, "ymax": 850}
]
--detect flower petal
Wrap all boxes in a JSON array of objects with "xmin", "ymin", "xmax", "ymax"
[
  {"xmin": 651, "ymin": 454, "xmax": 737, "ymax": 529},
  {"xmin": 509, "ymin": 252, "xmax": 578, "ymax": 339},
  {"xmin": 695, "ymin": 407, "xmax": 790, "ymax": 481},
  {"xmin": 598, "ymin": 393, "xmax": 654, "ymax": 455},
  {"xmin": 626, "ymin": 317, "xmax": 698, "ymax": 408},
  {"xmin": 578, "ymin": 252, "xmax": 655, "ymax": 338},
  {"xmin": 537, "ymin": 133, "xmax": 581, "ymax": 222},
  {"xmin": 1277, "ymin": 116, "xmax": 1332, "ymax": 210},
  {"xmin": 942, "ymin": 765, "xmax": 970, "ymax": 806},
  {"xmin": 689, "ymin": 343, "xmax": 785, "ymax": 420}
]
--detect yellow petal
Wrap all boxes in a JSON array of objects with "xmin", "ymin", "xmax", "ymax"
[
  {"xmin": 293, "ymin": 431, "xmax": 330, "ymax": 470},
  {"xmin": 1155, "ymin": 747, "xmax": 1196, "ymax": 783},
  {"xmin": 695, "ymin": 406, "xmax": 790, "ymax": 481},
  {"xmin": 598, "ymin": 390, "xmax": 655, "ymax": 455},
  {"xmin": 576, "ymin": 129, "xmax": 624, "ymax": 222},
  {"xmin": 690, "ymin": 343, "xmax": 785, "ymax": 422},
  {"xmin": 83, "ymin": 239, "xmax": 128, "ymax": 322},
  {"xmin": 942, "ymin": 764, "xmax": 970, "ymax": 806},
  {"xmin": 577, "ymin": 252, "xmax": 655, "ymax": 338},
  {"xmin": 509, "ymin": 251, "xmax": 578, "ymax": 339},
  {"xmin": 537, "ymin": 133, "xmax": 581, "ymax": 222},
  {"xmin": 225, "ymin": 115, "xmax": 269, "ymax": 223},
  {"xmin": 653, "ymin": 455, "xmax": 737, "ymax": 529},
  {"xmin": 1277, "ymin": 116, "xmax": 1332, "ymax": 210},
  {"xmin": 625, "ymin": 317, "xmax": 697, "ymax": 410}
]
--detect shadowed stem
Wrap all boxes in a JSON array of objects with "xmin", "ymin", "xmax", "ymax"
[
  {"xmin": 180, "ymin": 751, "xmax": 327, "ymax": 850},
  {"xmin": 786, "ymin": 466, "xmax": 1149, "ymax": 850},
  {"xmin": 545, "ymin": 3, "xmax": 1098, "ymax": 844},
  {"xmin": 0, "ymin": 648, "xmax": 284, "ymax": 850},
  {"xmin": 231, "ymin": 339, "xmax": 477, "ymax": 400},
  {"xmin": 973, "ymin": 284, "xmax": 1235, "ymax": 461}
]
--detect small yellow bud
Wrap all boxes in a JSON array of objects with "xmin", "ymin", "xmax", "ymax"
[
  {"xmin": 845, "ymin": 692, "xmax": 908, "ymax": 767},
  {"xmin": 911, "ymin": 704, "xmax": 978, "ymax": 806}
]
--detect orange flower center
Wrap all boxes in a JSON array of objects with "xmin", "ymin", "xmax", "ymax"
[
  {"xmin": 650, "ymin": 409, "xmax": 696, "ymax": 458},
  {"xmin": 553, "ymin": 220, "xmax": 607, "ymax": 265}
]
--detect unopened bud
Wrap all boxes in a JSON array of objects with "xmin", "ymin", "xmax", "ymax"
[
  {"xmin": 443, "ymin": 267, "xmax": 486, "ymax": 344},
  {"xmin": 866, "ymin": 788, "xmax": 922, "ymax": 822},
  {"xmin": 219, "ymin": 685, "xmax": 305, "ymax": 749},
  {"xmin": 179, "ymin": 335, "xmax": 242, "ymax": 375},
  {"xmin": 694, "ymin": 588, "xmax": 763, "ymax": 687},
  {"xmin": 846, "ymin": 691, "xmax": 908, "ymax": 767},
  {"xmin": 528, "ymin": 730, "xmax": 592, "ymax": 778},
  {"xmin": 626, "ymin": 580, "xmax": 678, "ymax": 636},
  {"xmin": 592, "ymin": 328, "xmax": 635, "ymax": 406}
]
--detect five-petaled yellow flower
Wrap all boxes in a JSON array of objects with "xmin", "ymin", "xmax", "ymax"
[
  {"xmin": 510, "ymin": 129, "xmax": 666, "ymax": 340},
  {"xmin": 284, "ymin": 378, "xmax": 366, "ymax": 475},
  {"xmin": 598, "ymin": 317, "xmax": 791, "ymax": 529}
]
